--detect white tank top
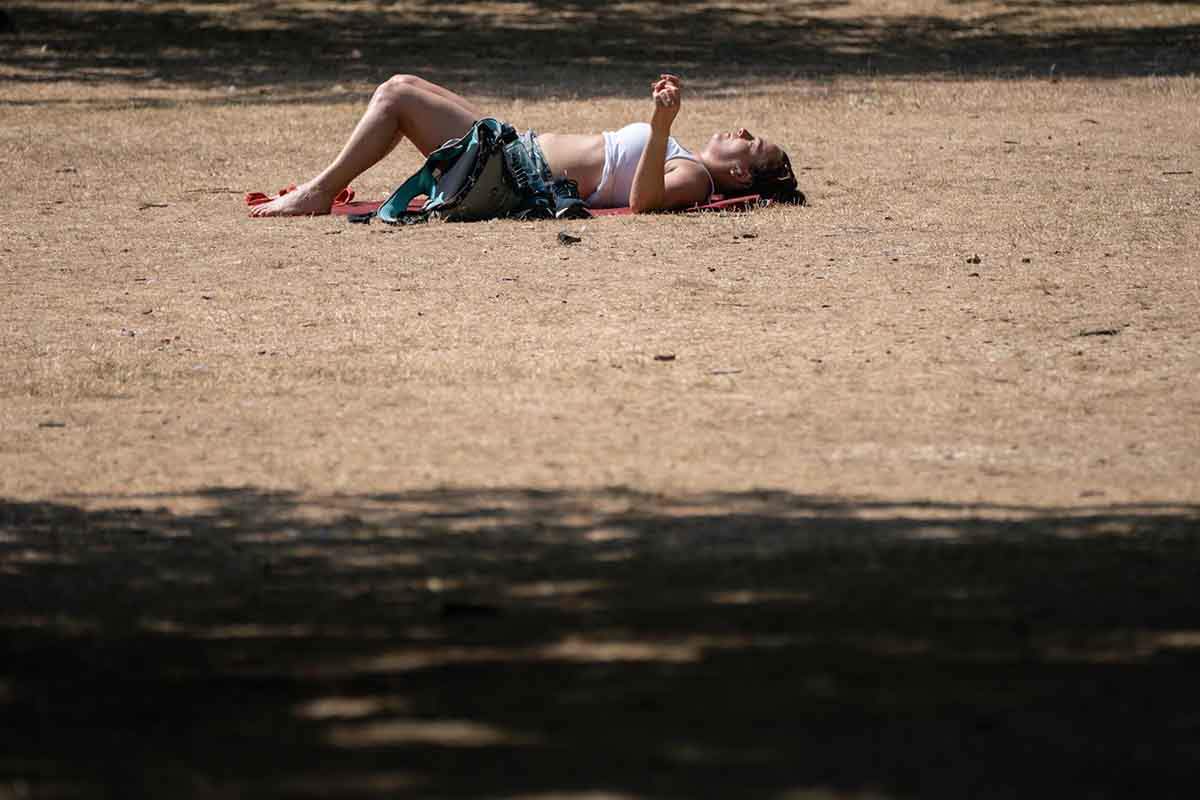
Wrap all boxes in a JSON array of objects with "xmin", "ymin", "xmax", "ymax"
[{"xmin": 585, "ymin": 123, "xmax": 714, "ymax": 208}]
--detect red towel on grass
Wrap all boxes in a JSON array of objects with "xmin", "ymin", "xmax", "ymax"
[
  {"xmin": 588, "ymin": 194, "xmax": 765, "ymax": 216},
  {"xmin": 246, "ymin": 186, "xmax": 766, "ymax": 217},
  {"xmin": 325, "ymin": 194, "xmax": 767, "ymax": 217}
]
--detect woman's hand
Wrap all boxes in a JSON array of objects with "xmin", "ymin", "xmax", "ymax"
[
  {"xmin": 650, "ymin": 73, "xmax": 682, "ymax": 132},
  {"xmin": 631, "ymin": 73, "xmax": 708, "ymax": 212}
]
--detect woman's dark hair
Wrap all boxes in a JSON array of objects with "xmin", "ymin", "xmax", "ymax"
[{"xmin": 750, "ymin": 150, "xmax": 805, "ymax": 205}]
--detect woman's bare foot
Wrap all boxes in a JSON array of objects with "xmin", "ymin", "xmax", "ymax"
[{"xmin": 248, "ymin": 183, "xmax": 339, "ymax": 217}]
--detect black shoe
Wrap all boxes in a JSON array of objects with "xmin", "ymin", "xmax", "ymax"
[{"xmin": 551, "ymin": 178, "xmax": 591, "ymax": 219}]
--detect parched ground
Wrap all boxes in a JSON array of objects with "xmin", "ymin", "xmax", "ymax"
[{"xmin": 2, "ymin": 2, "xmax": 1200, "ymax": 798}]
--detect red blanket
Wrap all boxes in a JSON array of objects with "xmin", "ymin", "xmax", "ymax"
[{"xmin": 246, "ymin": 186, "xmax": 766, "ymax": 217}]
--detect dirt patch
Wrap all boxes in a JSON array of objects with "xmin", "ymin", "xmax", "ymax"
[{"xmin": 3, "ymin": 73, "xmax": 1197, "ymax": 506}]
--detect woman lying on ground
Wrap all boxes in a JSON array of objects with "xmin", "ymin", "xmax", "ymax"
[{"xmin": 250, "ymin": 73, "xmax": 801, "ymax": 217}]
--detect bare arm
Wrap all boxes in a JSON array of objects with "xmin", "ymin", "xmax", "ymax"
[{"xmin": 629, "ymin": 75, "xmax": 710, "ymax": 213}]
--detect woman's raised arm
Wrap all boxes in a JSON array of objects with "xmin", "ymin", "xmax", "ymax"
[{"xmin": 629, "ymin": 75, "xmax": 709, "ymax": 213}]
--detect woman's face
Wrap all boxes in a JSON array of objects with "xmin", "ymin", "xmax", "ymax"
[{"xmin": 705, "ymin": 128, "xmax": 785, "ymax": 175}]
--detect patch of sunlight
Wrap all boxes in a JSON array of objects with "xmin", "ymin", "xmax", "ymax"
[
  {"xmin": 708, "ymin": 590, "xmax": 811, "ymax": 605},
  {"xmin": 328, "ymin": 718, "xmax": 538, "ymax": 749},
  {"xmin": 542, "ymin": 636, "xmax": 701, "ymax": 663},
  {"xmin": 142, "ymin": 618, "xmax": 396, "ymax": 642},
  {"xmin": 424, "ymin": 576, "xmax": 465, "ymax": 593},
  {"xmin": 4, "ymin": 549, "xmax": 77, "ymax": 565},
  {"xmin": 1148, "ymin": 630, "xmax": 1200, "ymax": 650},
  {"xmin": 0, "ymin": 615, "xmax": 99, "ymax": 635},
  {"xmin": 583, "ymin": 527, "xmax": 638, "ymax": 543},
  {"xmin": 559, "ymin": 513, "xmax": 601, "ymax": 528},
  {"xmin": 199, "ymin": 624, "xmax": 315, "ymax": 639},
  {"xmin": 277, "ymin": 770, "xmax": 423, "ymax": 796},
  {"xmin": 506, "ymin": 580, "xmax": 606, "ymax": 599},
  {"xmin": 356, "ymin": 647, "xmax": 512, "ymax": 673},
  {"xmin": 335, "ymin": 553, "xmax": 423, "ymax": 569},
  {"xmin": 339, "ymin": 634, "xmax": 802, "ymax": 677},
  {"xmin": 444, "ymin": 516, "xmax": 508, "ymax": 533},
  {"xmin": 1036, "ymin": 630, "xmax": 1198, "ymax": 663},
  {"xmin": 237, "ymin": 530, "xmax": 300, "ymax": 543},
  {"xmin": 295, "ymin": 695, "xmax": 410, "ymax": 720}
]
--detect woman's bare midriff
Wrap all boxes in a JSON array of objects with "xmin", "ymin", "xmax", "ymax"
[{"xmin": 535, "ymin": 133, "xmax": 606, "ymax": 199}]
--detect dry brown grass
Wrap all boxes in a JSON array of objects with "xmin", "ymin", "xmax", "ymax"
[{"xmin": 4, "ymin": 54, "xmax": 1197, "ymax": 506}]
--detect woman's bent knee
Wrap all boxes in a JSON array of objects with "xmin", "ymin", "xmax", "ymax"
[
  {"xmin": 374, "ymin": 74, "xmax": 423, "ymax": 106},
  {"xmin": 387, "ymin": 73, "xmax": 423, "ymax": 89}
]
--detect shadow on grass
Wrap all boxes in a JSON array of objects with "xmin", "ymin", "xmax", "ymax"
[
  {"xmin": 3, "ymin": 487, "xmax": 1200, "ymax": 797},
  {"xmin": 1, "ymin": 0, "xmax": 1198, "ymax": 101}
]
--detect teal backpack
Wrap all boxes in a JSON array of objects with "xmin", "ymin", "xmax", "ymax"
[{"xmin": 352, "ymin": 118, "xmax": 588, "ymax": 225}]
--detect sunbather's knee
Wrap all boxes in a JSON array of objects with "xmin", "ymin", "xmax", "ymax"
[{"xmin": 373, "ymin": 74, "xmax": 424, "ymax": 109}]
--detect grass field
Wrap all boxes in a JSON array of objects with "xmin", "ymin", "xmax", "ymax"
[{"xmin": 2, "ymin": 1, "xmax": 1200, "ymax": 797}]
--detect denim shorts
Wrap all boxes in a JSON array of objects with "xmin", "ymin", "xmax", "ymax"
[
  {"xmin": 504, "ymin": 126, "xmax": 589, "ymax": 219},
  {"xmin": 517, "ymin": 129, "xmax": 556, "ymax": 193}
]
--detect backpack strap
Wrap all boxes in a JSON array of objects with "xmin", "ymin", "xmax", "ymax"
[
  {"xmin": 372, "ymin": 164, "xmax": 438, "ymax": 225},
  {"xmin": 374, "ymin": 122, "xmax": 492, "ymax": 224}
]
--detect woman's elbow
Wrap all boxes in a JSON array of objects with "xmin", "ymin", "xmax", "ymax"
[{"xmin": 628, "ymin": 195, "xmax": 662, "ymax": 214}]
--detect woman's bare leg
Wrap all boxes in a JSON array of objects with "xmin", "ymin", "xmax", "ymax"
[
  {"xmin": 251, "ymin": 75, "xmax": 483, "ymax": 217},
  {"xmin": 397, "ymin": 75, "xmax": 482, "ymax": 127},
  {"xmin": 366, "ymin": 75, "xmax": 483, "ymax": 160}
]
